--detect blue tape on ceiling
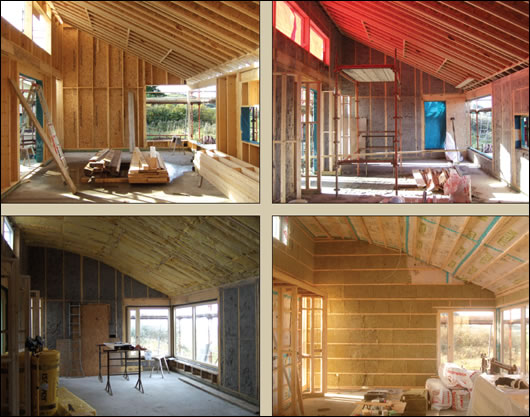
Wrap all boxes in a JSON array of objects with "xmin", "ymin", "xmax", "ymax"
[
  {"xmin": 506, "ymin": 254, "xmax": 526, "ymax": 264},
  {"xmin": 484, "ymin": 244, "xmax": 503, "ymax": 253},
  {"xmin": 452, "ymin": 217, "xmax": 502, "ymax": 276},
  {"xmin": 446, "ymin": 271, "xmax": 449, "ymax": 284},
  {"xmin": 346, "ymin": 217, "xmax": 361, "ymax": 240},
  {"xmin": 420, "ymin": 217, "xmax": 437, "ymax": 225}
]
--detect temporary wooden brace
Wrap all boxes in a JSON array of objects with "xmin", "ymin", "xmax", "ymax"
[{"xmin": 9, "ymin": 79, "xmax": 78, "ymax": 194}]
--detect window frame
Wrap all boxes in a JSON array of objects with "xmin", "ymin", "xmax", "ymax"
[
  {"xmin": 126, "ymin": 306, "xmax": 171, "ymax": 357},
  {"xmin": 467, "ymin": 95, "xmax": 493, "ymax": 157},
  {"xmin": 273, "ymin": 216, "xmax": 289, "ymax": 246},
  {"xmin": 500, "ymin": 303, "xmax": 528, "ymax": 374},
  {"xmin": 273, "ymin": 1, "xmax": 330, "ymax": 65},
  {"xmin": 2, "ymin": 217, "xmax": 15, "ymax": 251},
  {"xmin": 172, "ymin": 300, "xmax": 219, "ymax": 369},
  {"xmin": 437, "ymin": 308, "xmax": 497, "ymax": 369}
]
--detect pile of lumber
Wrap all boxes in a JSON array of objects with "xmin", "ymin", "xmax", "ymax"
[
  {"xmin": 83, "ymin": 148, "xmax": 122, "ymax": 178},
  {"xmin": 194, "ymin": 150, "xmax": 259, "ymax": 202},
  {"xmin": 128, "ymin": 146, "xmax": 169, "ymax": 184},
  {"xmin": 413, "ymin": 167, "xmax": 453, "ymax": 192}
]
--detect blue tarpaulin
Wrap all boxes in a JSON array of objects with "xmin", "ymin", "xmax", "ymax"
[{"xmin": 424, "ymin": 101, "xmax": 446, "ymax": 150}]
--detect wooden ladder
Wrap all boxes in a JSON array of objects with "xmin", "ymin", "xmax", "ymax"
[{"xmin": 69, "ymin": 304, "xmax": 84, "ymax": 377}]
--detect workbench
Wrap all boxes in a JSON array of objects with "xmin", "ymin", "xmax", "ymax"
[{"xmin": 97, "ymin": 344, "xmax": 145, "ymax": 395}]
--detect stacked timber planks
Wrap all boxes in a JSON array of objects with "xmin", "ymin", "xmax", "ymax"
[
  {"xmin": 128, "ymin": 146, "xmax": 169, "ymax": 184},
  {"xmin": 194, "ymin": 150, "xmax": 259, "ymax": 202},
  {"xmin": 83, "ymin": 148, "xmax": 123, "ymax": 180}
]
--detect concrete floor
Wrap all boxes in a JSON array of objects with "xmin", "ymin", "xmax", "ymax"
[
  {"xmin": 303, "ymin": 392, "xmax": 467, "ymax": 416},
  {"xmin": 60, "ymin": 373, "xmax": 255, "ymax": 416},
  {"xmin": 2, "ymin": 151, "xmax": 230, "ymax": 203},
  {"xmin": 302, "ymin": 159, "xmax": 528, "ymax": 203}
]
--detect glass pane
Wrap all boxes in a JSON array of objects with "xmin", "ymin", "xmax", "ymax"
[
  {"xmin": 139, "ymin": 308, "xmax": 169, "ymax": 356},
  {"xmin": 275, "ymin": 1, "xmax": 302, "ymax": 46},
  {"xmin": 310, "ymin": 26, "xmax": 325, "ymax": 61},
  {"xmin": 302, "ymin": 357, "xmax": 311, "ymax": 393},
  {"xmin": 453, "ymin": 311, "xmax": 494, "ymax": 370},
  {"xmin": 195, "ymin": 303, "xmax": 218, "ymax": 366},
  {"xmin": 313, "ymin": 358, "xmax": 322, "ymax": 393},
  {"xmin": 174, "ymin": 307, "xmax": 193, "ymax": 360},
  {"xmin": 503, "ymin": 308, "xmax": 522, "ymax": 371},
  {"xmin": 0, "ymin": 1, "xmax": 25, "ymax": 32},
  {"xmin": 440, "ymin": 313, "xmax": 448, "ymax": 365}
]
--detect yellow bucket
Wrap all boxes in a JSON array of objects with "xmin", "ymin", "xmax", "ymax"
[{"xmin": 33, "ymin": 350, "xmax": 60, "ymax": 416}]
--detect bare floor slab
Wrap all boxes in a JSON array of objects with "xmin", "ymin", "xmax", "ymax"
[
  {"xmin": 60, "ymin": 373, "xmax": 255, "ymax": 416},
  {"xmin": 2, "ymin": 151, "xmax": 230, "ymax": 203}
]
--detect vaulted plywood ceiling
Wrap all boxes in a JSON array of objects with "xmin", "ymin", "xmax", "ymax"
[
  {"xmin": 294, "ymin": 216, "xmax": 528, "ymax": 296},
  {"xmin": 51, "ymin": 1, "xmax": 260, "ymax": 82},
  {"xmin": 12, "ymin": 216, "xmax": 259, "ymax": 297},
  {"xmin": 320, "ymin": 1, "xmax": 529, "ymax": 90}
]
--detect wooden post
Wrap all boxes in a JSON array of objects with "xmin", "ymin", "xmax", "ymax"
[
  {"xmin": 295, "ymin": 75, "xmax": 302, "ymax": 200},
  {"xmin": 8, "ymin": 258, "xmax": 19, "ymax": 416},
  {"xmin": 280, "ymin": 75, "xmax": 287, "ymax": 203}
]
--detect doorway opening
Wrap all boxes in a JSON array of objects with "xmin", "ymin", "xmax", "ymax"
[{"xmin": 18, "ymin": 74, "xmax": 43, "ymax": 179}]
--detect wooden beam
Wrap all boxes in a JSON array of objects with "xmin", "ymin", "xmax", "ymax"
[{"xmin": 273, "ymin": 267, "xmax": 327, "ymax": 298}]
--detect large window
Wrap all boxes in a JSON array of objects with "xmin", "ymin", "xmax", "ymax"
[
  {"xmin": 438, "ymin": 310, "xmax": 495, "ymax": 370},
  {"xmin": 174, "ymin": 302, "xmax": 218, "ymax": 367},
  {"xmin": 502, "ymin": 304, "xmax": 529, "ymax": 374},
  {"xmin": 468, "ymin": 96, "xmax": 492, "ymax": 156},
  {"xmin": 274, "ymin": 1, "xmax": 329, "ymax": 65},
  {"xmin": 128, "ymin": 307, "xmax": 170, "ymax": 357},
  {"xmin": 1, "ymin": 1, "xmax": 51, "ymax": 53},
  {"xmin": 273, "ymin": 216, "xmax": 289, "ymax": 246},
  {"xmin": 2, "ymin": 217, "xmax": 14, "ymax": 251}
]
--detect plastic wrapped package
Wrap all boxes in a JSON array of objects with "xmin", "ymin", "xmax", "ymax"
[
  {"xmin": 438, "ymin": 362, "xmax": 479, "ymax": 391},
  {"xmin": 425, "ymin": 378, "xmax": 452, "ymax": 411},
  {"xmin": 451, "ymin": 389, "xmax": 471, "ymax": 411}
]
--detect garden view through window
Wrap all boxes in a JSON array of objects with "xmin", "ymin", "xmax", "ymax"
[
  {"xmin": 439, "ymin": 310, "xmax": 495, "ymax": 370},
  {"xmin": 468, "ymin": 96, "xmax": 492, "ymax": 156},
  {"xmin": 129, "ymin": 307, "xmax": 170, "ymax": 357}
]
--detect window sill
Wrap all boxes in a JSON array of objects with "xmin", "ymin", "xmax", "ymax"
[
  {"xmin": 242, "ymin": 139, "xmax": 260, "ymax": 147},
  {"xmin": 469, "ymin": 147, "xmax": 493, "ymax": 160}
]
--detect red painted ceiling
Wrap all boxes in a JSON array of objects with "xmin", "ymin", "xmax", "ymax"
[{"xmin": 320, "ymin": 1, "xmax": 529, "ymax": 90}]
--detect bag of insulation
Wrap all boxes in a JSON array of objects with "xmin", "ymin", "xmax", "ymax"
[
  {"xmin": 451, "ymin": 389, "xmax": 471, "ymax": 411},
  {"xmin": 438, "ymin": 362, "xmax": 479, "ymax": 390},
  {"xmin": 425, "ymin": 378, "xmax": 452, "ymax": 410}
]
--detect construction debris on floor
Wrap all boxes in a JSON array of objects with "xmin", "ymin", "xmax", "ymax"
[
  {"xmin": 412, "ymin": 167, "xmax": 471, "ymax": 203},
  {"xmin": 194, "ymin": 149, "xmax": 259, "ymax": 203}
]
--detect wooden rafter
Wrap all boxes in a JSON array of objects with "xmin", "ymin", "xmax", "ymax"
[
  {"xmin": 320, "ymin": 1, "xmax": 529, "ymax": 89},
  {"xmin": 50, "ymin": 1, "xmax": 259, "ymax": 81}
]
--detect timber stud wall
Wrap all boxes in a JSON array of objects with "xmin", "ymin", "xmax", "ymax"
[{"xmin": 61, "ymin": 26, "xmax": 182, "ymax": 150}]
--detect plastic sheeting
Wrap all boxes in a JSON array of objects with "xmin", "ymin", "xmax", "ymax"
[
  {"xmin": 445, "ymin": 131, "xmax": 463, "ymax": 163},
  {"xmin": 467, "ymin": 375, "xmax": 529, "ymax": 416}
]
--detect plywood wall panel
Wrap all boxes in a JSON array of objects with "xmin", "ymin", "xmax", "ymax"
[
  {"xmin": 94, "ymin": 41, "xmax": 109, "ymax": 88},
  {"xmin": 78, "ymin": 89, "xmax": 94, "ymax": 147},
  {"xmin": 109, "ymin": 45, "xmax": 123, "ymax": 88},
  {"xmin": 62, "ymin": 28, "xmax": 78, "ymax": 88},
  {"xmin": 109, "ymin": 89, "xmax": 123, "ymax": 148},
  {"xmin": 124, "ymin": 55, "xmax": 138, "ymax": 88},
  {"xmin": 93, "ymin": 89, "xmax": 108, "ymax": 148},
  {"xmin": 63, "ymin": 89, "xmax": 78, "ymax": 148},
  {"xmin": 78, "ymin": 31, "xmax": 93, "ymax": 87},
  {"xmin": 152, "ymin": 66, "xmax": 167, "ymax": 85}
]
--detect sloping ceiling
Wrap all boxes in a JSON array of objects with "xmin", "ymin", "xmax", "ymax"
[
  {"xmin": 295, "ymin": 216, "xmax": 528, "ymax": 296},
  {"xmin": 320, "ymin": 1, "xmax": 529, "ymax": 90},
  {"xmin": 12, "ymin": 216, "xmax": 259, "ymax": 297},
  {"xmin": 51, "ymin": 1, "xmax": 260, "ymax": 82}
]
